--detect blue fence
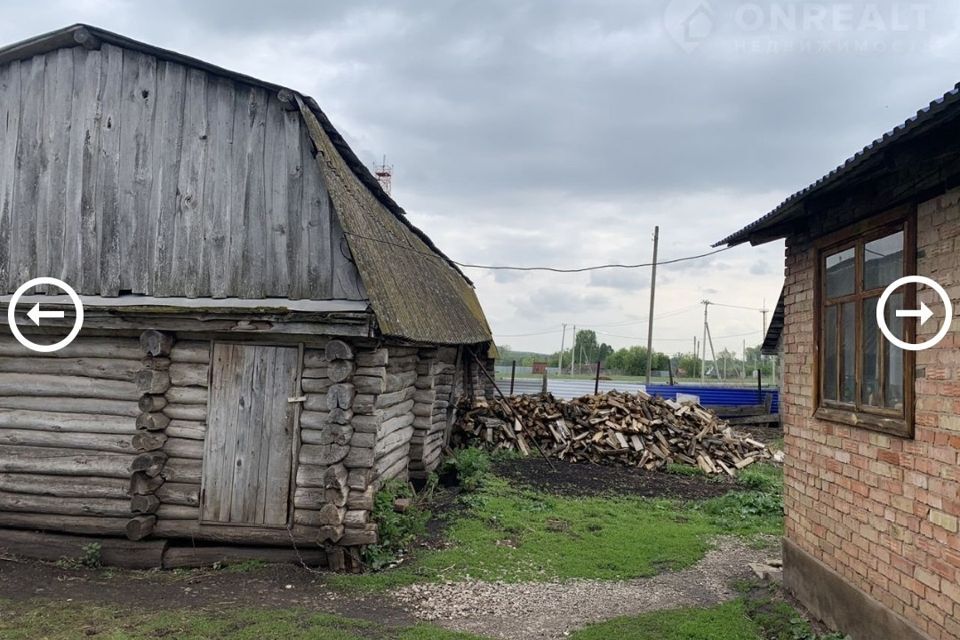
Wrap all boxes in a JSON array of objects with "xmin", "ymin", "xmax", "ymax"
[{"xmin": 645, "ymin": 384, "xmax": 779, "ymax": 414}]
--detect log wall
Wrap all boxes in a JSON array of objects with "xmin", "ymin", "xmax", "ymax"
[{"xmin": 0, "ymin": 334, "xmax": 141, "ymax": 536}]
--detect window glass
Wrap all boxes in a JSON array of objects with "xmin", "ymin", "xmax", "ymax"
[
  {"xmin": 861, "ymin": 297, "xmax": 879, "ymax": 407},
  {"xmin": 864, "ymin": 231, "xmax": 903, "ymax": 291},
  {"xmin": 841, "ymin": 301, "xmax": 856, "ymax": 403},
  {"xmin": 885, "ymin": 292, "xmax": 904, "ymax": 410},
  {"xmin": 825, "ymin": 247, "xmax": 855, "ymax": 298},
  {"xmin": 823, "ymin": 305, "xmax": 838, "ymax": 401}
]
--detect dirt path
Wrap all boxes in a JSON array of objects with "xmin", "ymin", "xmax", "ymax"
[
  {"xmin": 392, "ymin": 536, "xmax": 777, "ymax": 639},
  {"xmin": 0, "ymin": 558, "xmax": 414, "ymax": 628}
]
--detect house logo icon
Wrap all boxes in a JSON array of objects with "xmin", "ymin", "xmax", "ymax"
[{"xmin": 664, "ymin": 0, "xmax": 716, "ymax": 52}]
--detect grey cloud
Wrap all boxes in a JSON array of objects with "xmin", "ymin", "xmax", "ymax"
[{"xmin": 587, "ymin": 270, "xmax": 649, "ymax": 292}]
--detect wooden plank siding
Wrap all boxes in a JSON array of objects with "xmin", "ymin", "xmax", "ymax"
[
  {"xmin": 0, "ymin": 44, "xmax": 362, "ymax": 301},
  {"xmin": 200, "ymin": 343, "xmax": 299, "ymax": 526}
]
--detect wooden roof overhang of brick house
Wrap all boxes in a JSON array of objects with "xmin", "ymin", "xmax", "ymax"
[{"xmin": 715, "ymin": 81, "xmax": 960, "ymax": 249}]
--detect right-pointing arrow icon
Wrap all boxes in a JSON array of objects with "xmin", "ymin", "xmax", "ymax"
[
  {"xmin": 26, "ymin": 303, "xmax": 65, "ymax": 326},
  {"xmin": 895, "ymin": 301, "xmax": 934, "ymax": 326}
]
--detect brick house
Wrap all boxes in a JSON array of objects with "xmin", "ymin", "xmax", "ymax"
[{"xmin": 718, "ymin": 84, "xmax": 960, "ymax": 640}]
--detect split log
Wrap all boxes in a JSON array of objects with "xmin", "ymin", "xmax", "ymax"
[
  {"xmin": 165, "ymin": 421, "xmax": 205, "ymax": 440},
  {"xmin": 0, "ymin": 528, "xmax": 166, "ymax": 568},
  {"xmin": 0, "ymin": 356, "xmax": 140, "ymax": 381},
  {"xmin": 344, "ymin": 446, "xmax": 374, "ymax": 469},
  {"xmin": 376, "ymin": 388, "xmax": 416, "ymax": 409},
  {"xmin": 0, "ymin": 512, "xmax": 129, "ymax": 536},
  {"xmin": 155, "ymin": 482, "xmax": 200, "ymax": 506},
  {"xmin": 137, "ymin": 370, "xmax": 171, "ymax": 395},
  {"xmin": 347, "ymin": 486, "xmax": 375, "ymax": 511},
  {"xmin": 0, "ymin": 445, "xmax": 134, "ymax": 478},
  {"xmin": 375, "ymin": 426, "xmax": 414, "ymax": 457},
  {"xmin": 0, "ymin": 473, "xmax": 128, "ymax": 499},
  {"xmin": 163, "ymin": 438, "xmax": 203, "ymax": 460},
  {"xmin": 381, "ymin": 399, "xmax": 415, "ymax": 422},
  {"xmin": 351, "ymin": 413, "xmax": 383, "ymax": 434},
  {"xmin": 373, "ymin": 443, "xmax": 410, "ymax": 478},
  {"xmin": 169, "ymin": 363, "xmax": 208, "ymax": 388},
  {"xmin": 161, "ymin": 458, "xmax": 202, "ymax": 484},
  {"xmin": 347, "ymin": 468, "xmax": 373, "ymax": 490},
  {"xmin": 328, "ymin": 359, "xmax": 355, "ymax": 383},
  {"xmin": 130, "ymin": 494, "xmax": 160, "ymax": 514},
  {"xmin": 132, "ymin": 431, "xmax": 167, "ymax": 452},
  {"xmin": 301, "ymin": 378, "xmax": 333, "ymax": 394},
  {"xmin": 138, "ymin": 395, "xmax": 168, "ymax": 413},
  {"xmin": 294, "ymin": 504, "xmax": 343, "ymax": 527},
  {"xmin": 0, "ymin": 397, "xmax": 138, "ymax": 417},
  {"xmin": 0, "ymin": 491, "xmax": 133, "ymax": 517},
  {"xmin": 163, "ymin": 404, "xmax": 207, "ymax": 421},
  {"xmin": 169, "ymin": 341, "xmax": 211, "ymax": 364},
  {"xmin": 141, "ymin": 355, "xmax": 170, "ymax": 371},
  {"xmin": 325, "ymin": 340, "xmax": 354, "ymax": 361},
  {"xmin": 356, "ymin": 349, "xmax": 388, "ymax": 367},
  {"xmin": 0, "ymin": 429, "xmax": 136, "ymax": 454},
  {"xmin": 328, "ymin": 408, "xmax": 353, "ymax": 425},
  {"xmin": 164, "ymin": 387, "xmax": 207, "ymax": 405},
  {"xmin": 326, "ymin": 384, "xmax": 355, "ymax": 411},
  {"xmin": 152, "ymin": 521, "xmax": 323, "ymax": 546},
  {"xmin": 126, "ymin": 515, "xmax": 156, "ymax": 540},
  {"xmin": 299, "ymin": 443, "xmax": 349, "ymax": 466},
  {"xmin": 136, "ymin": 412, "xmax": 170, "ymax": 432},
  {"xmin": 0, "ymin": 337, "xmax": 140, "ymax": 360},
  {"xmin": 156, "ymin": 504, "xmax": 199, "ymax": 520},
  {"xmin": 340, "ymin": 527, "xmax": 378, "ymax": 546},
  {"xmin": 162, "ymin": 545, "xmax": 326, "ymax": 569},
  {"xmin": 0, "ymin": 373, "xmax": 138, "ymax": 400},
  {"xmin": 140, "ymin": 330, "xmax": 174, "ymax": 357},
  {"xmin": 301, "ymin": 424, "xmax": 353, "ymax": 447},
  {"xmin": 128, "ymin": 472, "xmax": 164, "ymax": 495},
  {"xmin": 130, "ymin": 452, "xmax": 168, "ymax": 477}
]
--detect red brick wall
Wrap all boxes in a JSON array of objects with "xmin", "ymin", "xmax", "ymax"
[{"xmin": 783, "ymin": 189, "xmax": 960, "ymax": 640}]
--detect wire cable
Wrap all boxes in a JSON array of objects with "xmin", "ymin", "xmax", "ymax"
[{"xmin": 342, "ymin": 230, "xmax": 732, "ymax": 273}]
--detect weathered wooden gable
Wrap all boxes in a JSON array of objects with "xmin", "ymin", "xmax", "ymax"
[{"xmin": 0, "ymin": 42, "xmax": 364, "ymax": 301}]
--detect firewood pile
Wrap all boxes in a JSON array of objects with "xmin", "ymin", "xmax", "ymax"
[{"xmin": 452, "ymin": 390, "xmax": 770, "ymax": 476}]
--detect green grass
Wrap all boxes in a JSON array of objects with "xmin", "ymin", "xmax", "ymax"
[
  {"xmin": 569, "ymin": 601, "xmax": 761, "ymax": 640},
  {"xmin": 331, "ymin": 470, "xmax": 783, "ymax": 591},
  {"xmin": 0, "ymin": 599, "xmax": 483, "ymax": 640}
]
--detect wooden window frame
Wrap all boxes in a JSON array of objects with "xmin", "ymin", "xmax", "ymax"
[{"xmin": 813, "ymin": 206, "xmax": 916, "ymax": 438}]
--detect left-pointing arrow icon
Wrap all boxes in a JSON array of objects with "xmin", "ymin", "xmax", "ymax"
[
  {"xmin": 895, "ymin": 301, "xmax": 934, "ymax": 326},
  {"xmin": 27, "ymin": 303, "xmax": 65, "ymax": 326}
]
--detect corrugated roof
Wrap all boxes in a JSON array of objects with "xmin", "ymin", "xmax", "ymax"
[
  {"xmin": 761, "ymin": 289, "xmax": 784, "ymax": 356},
  {"xmin": 717, "ymin": 81, "xmax": 960, "ymax": 247},
  {"xmin": 0, "ymin": 24, "xmax": 493, "ymax": 346}
]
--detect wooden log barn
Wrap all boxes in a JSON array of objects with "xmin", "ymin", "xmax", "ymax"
[{"xmin": 0, "ymin": 25, "xmax": 494, "ymax": 570}]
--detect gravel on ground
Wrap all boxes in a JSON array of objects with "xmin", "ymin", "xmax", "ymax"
[{"xmin": 391, "ymin": 536, "xmax": 778, "ymax": 640}]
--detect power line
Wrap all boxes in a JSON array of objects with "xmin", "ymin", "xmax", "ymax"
[
  {"xmin": 342, "ymin": 230, "xmax": 732, "ymax": 273},
  {"xmin": 494, "ymin": 305, "xmax": 699, "ymax": 339},
  {"xmin": 456, "ymin": 247, "xmax": 732, "ymax": 272}
]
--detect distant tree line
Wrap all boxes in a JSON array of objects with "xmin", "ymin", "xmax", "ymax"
[{"xmin": 498, "ymin": 329, "xmax": 775, "ymax": 378}]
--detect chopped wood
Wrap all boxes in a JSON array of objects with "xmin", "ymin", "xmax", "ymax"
[{"xmin": 452, "ymin": 390, "xmax": 770, "ymax": 475}]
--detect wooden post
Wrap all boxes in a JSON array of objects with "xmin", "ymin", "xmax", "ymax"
[
  {"xmin": 509, "ymin": 360, "xmax": 516, "ymax": 396},
  {"xmin": 645, "ymin": 226, "xmax": 659, "ymax": 386},
  {"xmin": 594, "ymin": 360, "xmax": 601, "ymax": 395},
  {"xmin": 541, "ymin": 369, "xmax": 548, "ymax": 395}
]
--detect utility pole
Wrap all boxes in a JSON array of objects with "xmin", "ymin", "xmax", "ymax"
[
  {"xmin": 570, "ymin": 325, "xmax": 576, "ymax": 376},
  {"xmin": 645, "ymin": 226, "xmax": 660, "ymax": 386},
  {"xmin": 701, "ymin": 300, "xmax": 710, "ymax": 384},
  {"xmin": 558, "ymin": 323, "xmax": 567, "ymax": 374},
  {"xmin": 693, "ymin": 336, "xmax": 698, "ymax": 379}
]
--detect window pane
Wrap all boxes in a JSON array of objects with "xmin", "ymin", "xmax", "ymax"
[
  {"xmin": 861, "ymin": 297, "xmax": 880, "ymax": 407},
  {"xmin": 823, "ymin": 305, "xmax": 838, "ymax": 401},
  {"xmin": 864, "ymin": 231, "xmax": 903, "ymax": 291},
  {"xmin": 841, "ymin": 301, "xmax": 856, "ymax": 403},
  {"xmin": 825, "ymin": 247, "xmax": 855, "ymax": 298},
  {"xmin": 885, "ymin": 292, "xmax": 904, "ymax": 410}
]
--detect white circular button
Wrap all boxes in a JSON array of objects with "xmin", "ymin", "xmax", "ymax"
[
  {"xmin": 8, "ymin": 277, "xmax": 84, "ymax": 353},
  {"xmin": 876, "ymin": 275, "xmax": 952, "ymax": 352}
]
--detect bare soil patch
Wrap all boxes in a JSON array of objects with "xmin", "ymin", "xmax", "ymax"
[{"xmin": 493, "ymin": 457, "xmax": 741, "ymax": 500}]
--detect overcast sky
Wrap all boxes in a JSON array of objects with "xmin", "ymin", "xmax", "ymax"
[{"xmin": 2, "ymin": 1, "xmax": 958, "ymax": 355}]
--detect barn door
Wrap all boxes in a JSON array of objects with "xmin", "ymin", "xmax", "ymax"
[{"xmin": 200, "ymin": 343, "xmax": 300, "ymax": 526}]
